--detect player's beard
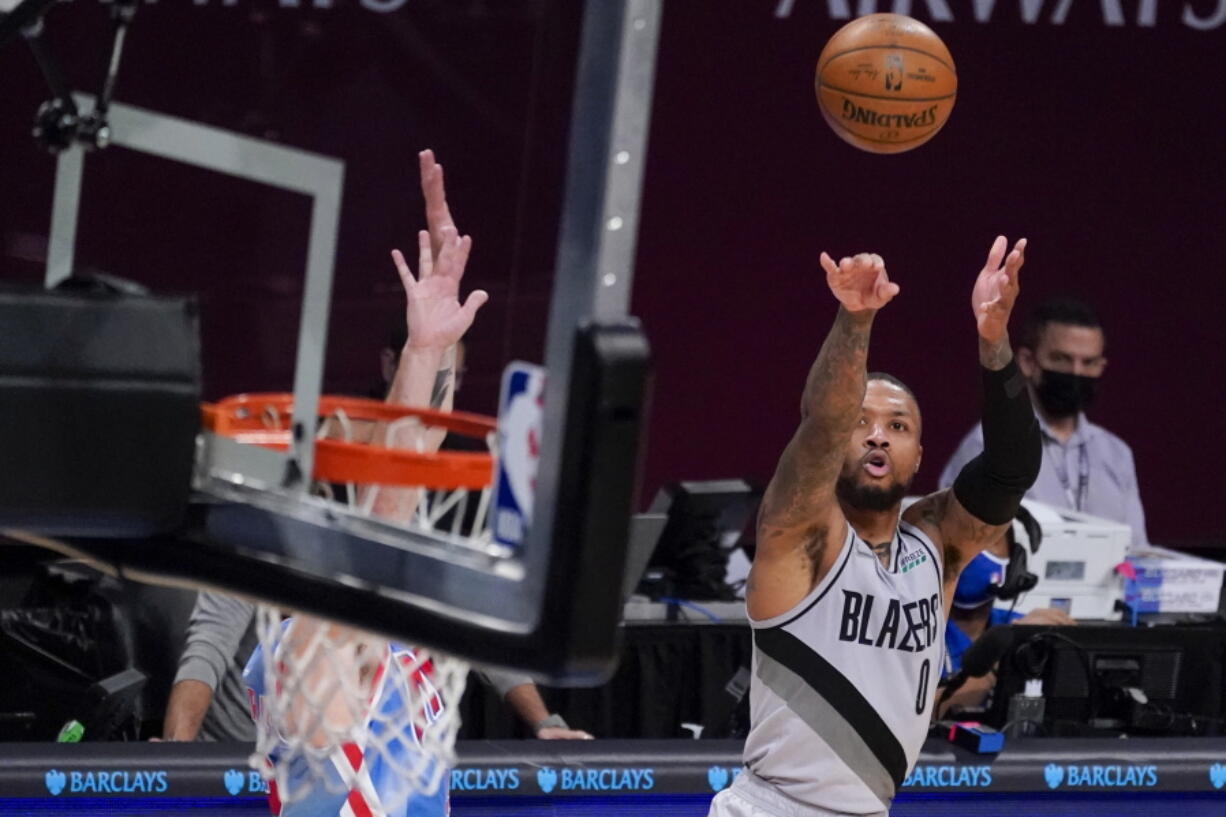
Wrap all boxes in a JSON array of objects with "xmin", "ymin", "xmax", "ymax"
[{"xmin": 836, "ymin": 473, "xmax": 912, "ymax": 512}]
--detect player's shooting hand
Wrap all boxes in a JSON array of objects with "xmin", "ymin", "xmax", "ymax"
[
  {"xmin": 819, "ymin": 252, "xmax": 899, "ymax": 313},
  {"xmin": 392, "ymin": 227, "xmax": 488, "ymax": 351},
  {"xmin": 419, "ymin": 149, "xmax": 457, "ymax": 263},
  {"xmin": 972, "ymin": 236, "xmax": 1025, "ymax": 344}
]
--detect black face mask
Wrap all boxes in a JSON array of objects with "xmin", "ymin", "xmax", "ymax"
[{"xmin": 1035, "ymin": 368, "xmax": 1099, "ymax": 418}]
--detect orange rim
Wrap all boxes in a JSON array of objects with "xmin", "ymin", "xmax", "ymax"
[{"xmin": 202, "ymin": 393, "xmax": 496, "ymax": 490}]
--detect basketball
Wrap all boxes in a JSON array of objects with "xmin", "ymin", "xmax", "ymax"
[{"xmin": 815, "ymin": 13, "xmax": 957, "ymax": 154}]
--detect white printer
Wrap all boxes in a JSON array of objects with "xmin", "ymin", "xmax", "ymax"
[{"xmin": 996, "ymin": 499, "xmax": 1130, "ymax": 621}]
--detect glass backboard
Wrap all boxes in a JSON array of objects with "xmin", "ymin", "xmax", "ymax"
[{"xmin": 0, "ymin": 0, "xmax": 658, "ymax": 683}]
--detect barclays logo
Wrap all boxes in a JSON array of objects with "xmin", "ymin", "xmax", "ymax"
[
  {"xmin": 223, "ymin": 769, "xmax": 268, "ymax": 796},
  {"xmin": 903, "ymin": 765, "xmax": 992, "ymax": 788},
  {"xmin": 534, "ymin": 766, "xmax": 654, "ymax": 793},
  {"xmin": 1044, "ymin": 763, "xmax": 1157, "ymax": 789},
  {"xmin": 561, "ymin": 767, "xmax": 654, "ymax": 792},
  {"xmin": 450, "ymin": 767, "xmax": 520, "ymax": 792},
  {"xmin": 44, "ymin": 770, "xmax": 67, "ymax": 796},
  {"xmin": 1209, "ymin": 763, "xmax": 1226, "ymax": 790},
  {"xmin": 536, "ymin": 767, "xmax": 558, "ymax": 794},
  {"xmin": 707, "ymin": 765, "xmax": 743, "ymax": 792},
  {"xmin": 43, "ymin": 769, "xmax": 169, "ymax": 795}
]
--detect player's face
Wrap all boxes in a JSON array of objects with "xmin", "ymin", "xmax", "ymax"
[{"xmin": 836, "ymin": 381, "xmax": 923, "ymax": 512}]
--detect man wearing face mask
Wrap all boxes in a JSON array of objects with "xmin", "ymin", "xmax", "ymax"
[{"xmin": 940, "ymin": 296, "xmax": 1148, "ymax": 546}]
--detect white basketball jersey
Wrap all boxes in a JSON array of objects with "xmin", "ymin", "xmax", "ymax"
[{"xmin": 743, "ymin": 521, "xmax": 945, "ymax": 815}]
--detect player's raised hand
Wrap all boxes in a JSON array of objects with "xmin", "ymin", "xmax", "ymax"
[
  {"xmin": 819, "ymin": 252, "xmax": 899, "ymax": 313},
  {"xmin": 391, "ymin": 227, "xmax": 488, "ymax": 351},
  {"xmin": 419, "ymin": 149, "xmax": 457, "ymax": 263},
  {"xmin": 972, "ymin": 235, "xmax": 1026, "ymax": 345}
]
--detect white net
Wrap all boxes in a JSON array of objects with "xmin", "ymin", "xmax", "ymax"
[
  {"xmin": 242, "ymin": 403, "xmax": 496, "ymax": 813},
  {"xmin": 312, "ymin": 408, "xmax": 496, "ymax": 543},
  {"xmin": 249, "ymin": 609, "xmax": 470, "ymax": 811}
]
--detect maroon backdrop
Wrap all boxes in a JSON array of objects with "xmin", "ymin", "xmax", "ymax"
[{"xmin": 1, "ymin": 1, "xmax": 1223, "ymax": 548}]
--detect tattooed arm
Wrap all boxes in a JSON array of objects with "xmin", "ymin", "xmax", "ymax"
[
  {"xmin": 367, "ymin": 151, "xmax": 488, "ymax": 521},
  {"xmin": 387, "ymin": 150, "xmax": 463, "ymax": 413},
  {"xmin": 747, "ymin": 252, "xmax": 899, "ymax": 621},
  {"xmin": 370, "ymin": 228, "xmax": 486, "ymax": 520},
  {"xmin": 385, "ymin": 149, "xmax": 467, "ymax": 415},
  {"xmin": 904, "ymin": 237, "xmax": 1039, "ymax": 603},
  {"xmin": 386, "ymin": 344, "xmax": 456, "ymax": 412}
]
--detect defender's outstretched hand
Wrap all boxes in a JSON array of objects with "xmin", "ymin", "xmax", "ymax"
[
  {"xmin": 391, "ymin": 227, "xmax": 488, "ymax": 351},
  {"xmin": 972, "ymin": 236, "xmax": 1026, "ymax": 344},
  {"xmin": 819, "ymin": 252, "xmax": 899, "ymax": 313}
]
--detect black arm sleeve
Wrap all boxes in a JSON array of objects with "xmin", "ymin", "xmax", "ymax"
[{"xmin": 952, "ymin": 359, "xmax": 1042, "ymax": 525}]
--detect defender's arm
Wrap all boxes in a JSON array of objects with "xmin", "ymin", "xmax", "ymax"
[{"xmin": 369, "ymin": 150, "xmax": 487, "ymax": 521}]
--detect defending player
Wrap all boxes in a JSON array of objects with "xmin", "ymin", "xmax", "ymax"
[
  {"xmin": 709, "ymin": 237, "xmax": 1040, "ymax": 816},
  {"xmin": 244, "ymin": 149, "xmax": 487, "ymax": 817}
]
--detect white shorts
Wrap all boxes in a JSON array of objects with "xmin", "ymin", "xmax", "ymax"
[{"xmin": 707, "ymin": 770, "xmax": 886, "ymax": 817}]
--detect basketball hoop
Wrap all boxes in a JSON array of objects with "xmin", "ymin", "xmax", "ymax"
[
  {"xmin": 203, "ymin": 393, "xmax": 496, "ymax": 489},
  {"xmin": 205, "ymin": 392, "xmax": 497, "ymax": 811}
]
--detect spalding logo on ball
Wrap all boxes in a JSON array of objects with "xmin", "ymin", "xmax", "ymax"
[{"xmin": 816, "ymin": 13, "xmax": 956, "ymax": 154}]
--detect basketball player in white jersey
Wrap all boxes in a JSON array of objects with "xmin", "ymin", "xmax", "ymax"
[
  {"xmin": 709, "ymin": 237, "xmax": 1040, "ymax": 817},
  {"xmin": 246, "ymin": 149, "xmax": 488, "ymax": 817}
]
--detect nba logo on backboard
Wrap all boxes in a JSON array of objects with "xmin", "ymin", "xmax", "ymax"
[{"xmin": 494, "ymin": 362, "xmax": 545, "ymax": 549}]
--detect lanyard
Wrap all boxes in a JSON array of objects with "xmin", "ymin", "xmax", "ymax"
[{"xmin": 1046, "ymin": 436, "xmax": 1089, "ymax": 511}]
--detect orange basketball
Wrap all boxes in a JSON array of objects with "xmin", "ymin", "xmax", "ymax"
[{"xmin": 815, "ymin": 14, "xmax": 957, "ymax": 154}]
